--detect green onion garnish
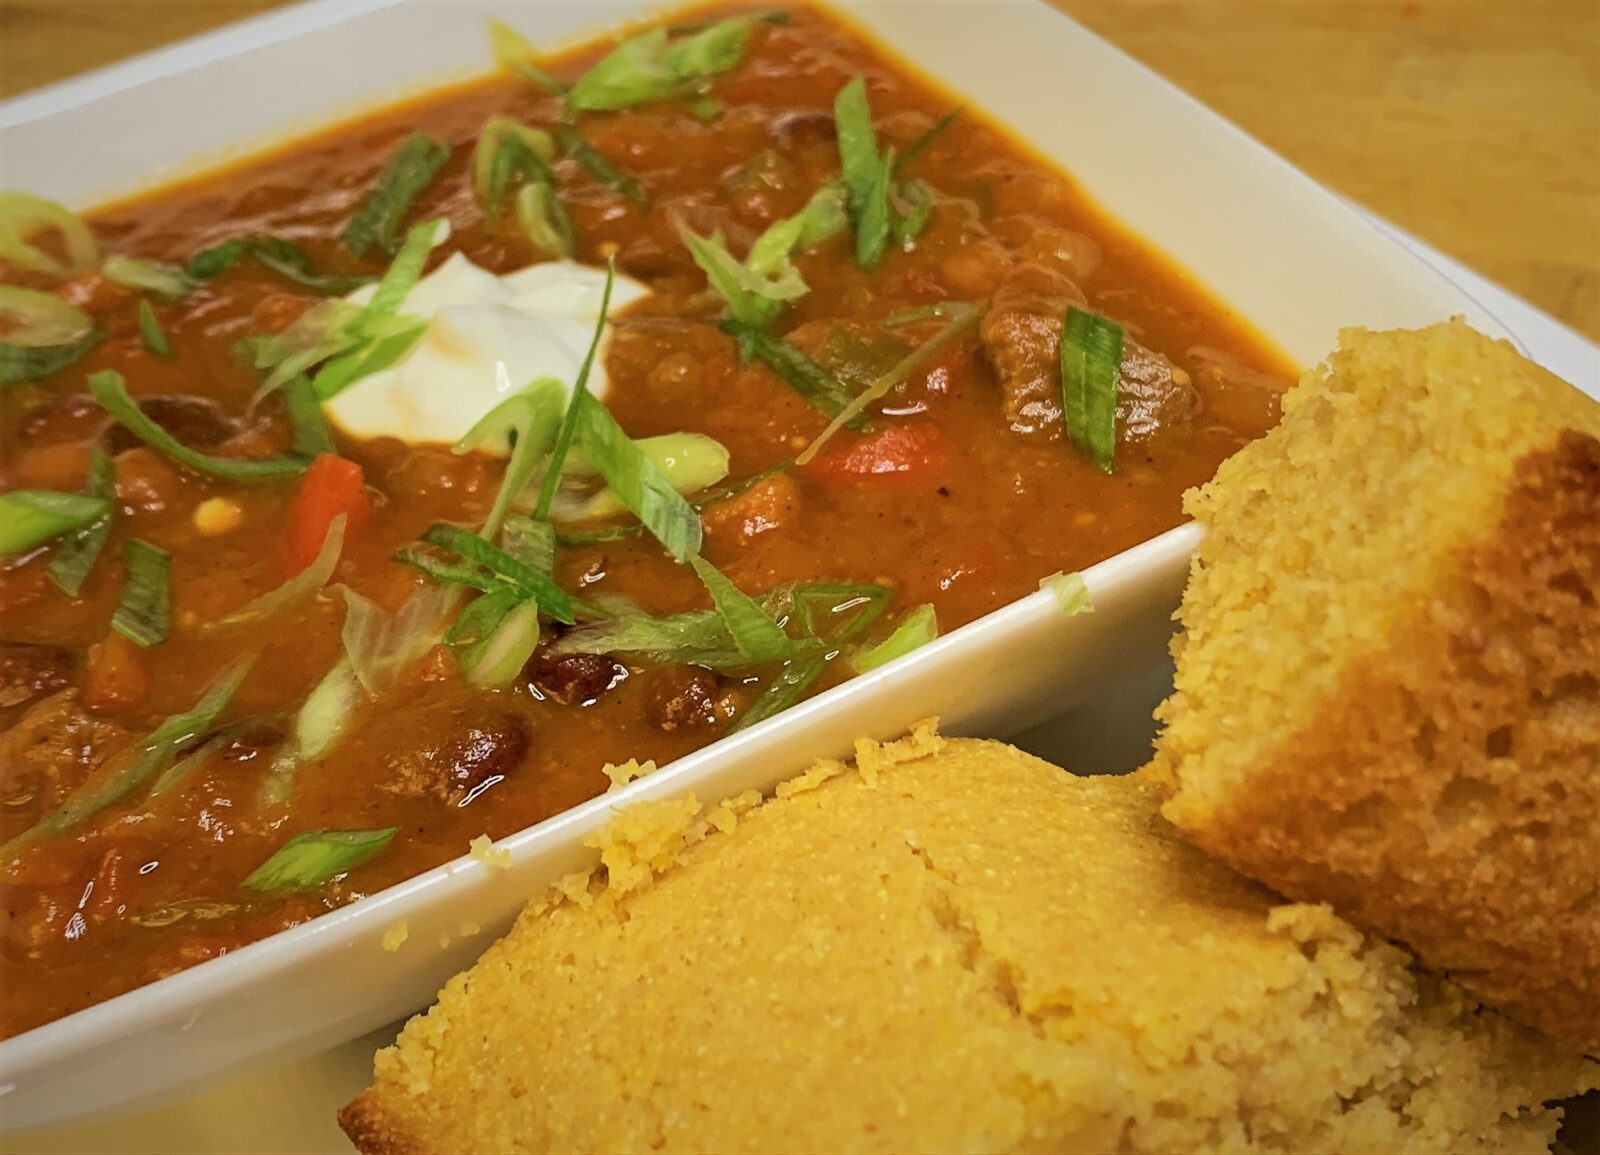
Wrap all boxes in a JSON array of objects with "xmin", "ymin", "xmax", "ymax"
[
  {"xmin": 832, "ymin": 78, "xmax": 937, "ymax": 268},
  {"xmin": 462, "ymin": 598, "xmax": 542, "ymax": 687},
  {"xmin": 732, "ymin": 647, "xmax": 828, "ymax": 730},
  {"xmin": 184, "ymin": 236, "xmax": 371, "ymax": 295},
  {"xmin": 1040, "ymin": 570, "xmax": 1094, "ymax": 616},
  {"xmin": 688, "ymin": 555, "xmax": 793, "ymax": 663},
  {"xmin": 488, "ymin": 19, "xmax": 569, "ymax": 94},
  {"xmin": 0, "ymin": 285, "xmax": 100, "ymax": 385},
  {"xmin": 1059, "ymin": 306, "xmax": 1123, "ymax": 474},
  {"xmin": 851, "ymin": 603, "xmax": 938, "ymax": 673},
  {"xmin": 688, "ymin": 96, "xmax": 722, "ymax": 122},
  {"xmin": 210, "ymin": 514, "xmax": 344, "ymax": 631},
  {"xmin": 0, "ymin": 657, "xmax": 253, "ymax": 854},
  {"xmin": 797, "ymin": 302, "xmax": 979, "ymax": 463},
  {"xmin": 552, "ymin": 431, "xmax": 730, "ymax": 522},
  {"xmin": 103, "ymin": 255, "xmax": 194, "ymax": 300},
  {"xmin": 719, "ymin": 321, "xmax": 864, "ymax": 426},
  {"xmin": 555, "ymin": 126, "xmax": 648, "ymax": 206},
  {"xmin": 0, "ymin": 489, "xmax": 110, "ymax": 557},
  {"xmin": 111, "ymin": 538, "xmax": 171, "ymax": 648},
  {"xmin": 472, "ymin": 116, "xmax": 558, "ymax": 221},
  {"xmin": 0, "ymin": 191, "xmax": 99, "ymax": 277},
  {"xmin": 500, "ymin": 514, "xmax": 555, "ymax": 575},
  {"xmin": 137, "ymin": 299, "xmax": 173, "ymax": 359},
  {"xmin": 90, "ymin": 369, "xmax": 322, "ymax": 480},
  {"xmin": 453, "ymin": 376, "xmax": 568, "ymax": 541},
  {"xmin": 407, "ymin": 523, "xmax": 575, "ymax": 624},
  {"xmin": 253, "ymin": 218, "xmax": 446, "ymax": 403},
  {"xmin": 46, "ymin": 449, "xmax": 116, "ymax": 596},
  {"xmin": 566, "ymin": 17, "xmax": 752, "ymax": 112},
  {"xmin": 535, "ymin": 262, "xmax": 615, "ymax": 519},
  {"xmin": 339, "ymin": 131, "xmax": 451, "ymax": 259},
  {"xmin": 673, "ymin": 220, "xmax": 799, "ymax": 331},
  {"xmin": 514, "ymin": 182, "xmax": 576, "ymax": 259},
  {"xmin": 241, "ymin": 827, "xmax": 398, "ymax": 892},
  {"xmin": 567, "ymin": 390, "xmax": 704, "ymax": 562}
]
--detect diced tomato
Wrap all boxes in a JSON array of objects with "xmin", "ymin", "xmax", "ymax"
[
  {"xmin": 284, "ymin": 453, "xmax": 370, "ymax": 573},
  {"xmin": 800, "ymin": 423, "xmax": 947, "ymax": 482}
]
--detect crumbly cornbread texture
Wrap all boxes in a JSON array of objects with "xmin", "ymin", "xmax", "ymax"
[
  {"xmin": 342, "ymin": 727, "xmax": 1595, "ymax": 1154},
  {"xmin": 1145, "ymin": 320, "xmax": 1600, "ymax": 1051}
]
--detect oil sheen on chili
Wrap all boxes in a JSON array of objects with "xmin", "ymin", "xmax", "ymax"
[{"xmin": 0, "ymin": 2, "xmax": 1291, "ymax": 1037}]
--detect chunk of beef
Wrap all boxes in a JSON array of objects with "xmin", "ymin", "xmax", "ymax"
[
  {"xmin": 978, "ymin": 262, "xmax": 1200, "ymax": 442},
  {"xmin": 529, "ymin": 653, "xmax": 627, "ymax": 706},
  {"xmin": 0, "ymin": 691, "xmax": 130, "ymax": 813},
  {"xmin": 376, "ymin": 703, "xmax": 532, "ymax": 805},
  {"xmin": 645, "ymin": 667, "xmax": 736, "ymax": 732},
  {"xmin": 0, "ymin": 644, "xmax": 75, "ymax": 714},
  {"xmin": 102, "ymin": 396, "xmax": 238, "ymax": 456}
]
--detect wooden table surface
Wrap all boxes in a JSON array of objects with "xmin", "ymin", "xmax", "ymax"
[{"xmin": 1, "ymin": 0, "xmax": 1596, "ymax": 340}]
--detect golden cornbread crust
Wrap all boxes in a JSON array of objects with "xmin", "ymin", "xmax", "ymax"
[
  {"xmin": 1150, "ymin": 321, "xmax": 1600, "ymax": 1052},
  {"xmin": 342, "ymin": 728, "xmax": 1595, "ymax": 1154}
]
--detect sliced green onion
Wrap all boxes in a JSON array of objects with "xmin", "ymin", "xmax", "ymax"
[
  {"xmin": 688, "ymin": 96, "xmax": 722, "ymax": 122},
  {"xmin": 851, "ymin": 603, "xmax": 938, "ymax": 673},
  {"xmin": 535, "ymin": 263, "xmax": 615, "ymax": 519},
  {"xmin": 798, "ymin": 302, "xmax": 978, "ymax": 463},
  {"xmin": 549, "ymin": 606, "xmax": 743, "ymax": 669},
  {"xmin": 308, "ymin": 319, "xmax": 426, "ymax": 401},
  {"xmin": 1040, "ymin": 570, "xmax": 1094, "ymax": 616},
  {"xmin": 500, "ymin": 514, "xmax": 554, "ymax": 575},
  {"xmin": 137, "ymin": 299, "xmax": 172, "ymax": 359},
  {"xmin": 103, "ymin": 255, "xmax": 193, "ymax": 300},
  {"xmin": 258, "ymin": 656, "xmax": 360, "ymax": 806},
  {"xmin": 463, "ymin": 598, "xmax": 541, "ymax": 687},
  {"xmin": 897, "ymin": 107, "xmax": 963, "ymax": 172},
  {"xmin": 791, "ymin": 582, "xmax": 893, "ymax": 642},
  {"xmin": 90, "ymin": 369, "xmax": 319, "ymax": 480},
  {"xmin": 833, "ymin": 78, "xmax": 881, "ymax": 219},
  {"xmin": 553, "ymin": 431, "xmax": 730, "ymax": 521},
  {"xmin": 257, "ymin": 218, "xmax": 446, "ymax": 401},
  {"xmin": 688, "ymin": 555, "xmax": 792, "ymax": 663},
  {"xmin": 46, "ymin": 449, "xmax": 115, "ymax": 595},
  {"xmin": 0, "ymin": 658, "xmax": 253, "ymax": 853},
  {"xmin": 568, "ymin": 391, "xmax": 703, "ymax": 562},
  {"xmin": 414, "ymin": 523, "xmax": 574, "ymax": 624},
  {"xmin": 488, "ymin": 19, "xmax": 569, "ymax": 94},
  {"xmin": 787, "ymin": 182, "xmax": 851, "ymax": 253},
  {"xmin": 444, "ymin": 587, "xmax": 520, "ymax": 652},
  {"xmin": 731, "ymin": 646, "xmax": 827, "ymax": 731},
  {"xmin": 211, "ymin": 514, "xmax": 344, "ymax": 630},
  {"xmin": 1060, "ymin": 307, "xmax": 1123, "ymax": 474},
  {"xmin": 555, "ymin": 126, "xmax": 647, "ymax": 206},
  {"xmin": 720, "ymin": 321, "xmax": 865, "ymax": 426},
  {"xmin": 340, "ymin": 132, "xmax": 450, "ymax": 259},
  {"xmin": 514, "ymin": 182, "xmax": 576, "ymax": 259},
  {"xmin": 472, "ymin": 116, "xmax": 557, "ymax": 219},
  {"xmin": 0, "ymin": 192, "xmax": 99, "ymax": 277},
  {"xmin": 185, "ymin": 236, "xmax": 370, "ymax": 295},
  {"xmin": 567, "ymin": 18, "xmax": 750, "ymax": 112},
  {"xmin": 0, "ymin": 489, "xmax": 110, "ymax": 557},
  {"xmin": 111, "ymin": 538, "xmax": 171, "ymax": 648},
  {"xmin": 242, "ymin": 827, "xmax": 398, "ymax": 892},
  {"xmin": 147, "ymin": 732, "xmax": 230, "ymax": 800},
  {"xmin": 673, "ymin": 218, "xmax": 800, "ymax": 331},
  {"xmin": 0, "ymin": 285, "xmax": 100, "ymax": 385},
  {"xmin": 855, "ymin": 146, "xmax": 896, "ymax": 271},
  {"xmin": 453, "ymin": 376, "xmax": 568, "ymax": 541}
]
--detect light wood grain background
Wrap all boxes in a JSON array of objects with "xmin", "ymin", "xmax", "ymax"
[{"xmin": 2, "ymin": 0, "xmax": 1597, "ymax": 343}]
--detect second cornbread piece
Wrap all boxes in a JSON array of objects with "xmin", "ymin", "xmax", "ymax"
[
  {"xmin": 341, "ymin": 728, "xmax": 1594, "ymax": 1154},
  {"xmin": 1146, "ymin": 321, "xmax": 1600, "ymax": 1050}
]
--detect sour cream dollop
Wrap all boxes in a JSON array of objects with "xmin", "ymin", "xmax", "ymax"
[{"xmin": 321, "ymin": 254, "xmax": 650, "ymax": 454}]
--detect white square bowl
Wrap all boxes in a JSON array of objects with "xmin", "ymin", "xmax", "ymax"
[{"xmin": 0, "ymin": 0, "xmax": 1513, "ymax": 1129}]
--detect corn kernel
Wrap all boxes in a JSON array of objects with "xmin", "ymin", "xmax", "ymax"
[{"xmin": 193, "ymin": 497, "xmax": 243, "ymax": 536}]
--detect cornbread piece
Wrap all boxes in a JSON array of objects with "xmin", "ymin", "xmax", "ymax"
[
  {"xmin": 341, "ymin": 728, "xmax": 1595, "ymax": 1154},
  {"xmin": 1146, "ymin": 321, "xmax": 1600, "ymax": 1050}
]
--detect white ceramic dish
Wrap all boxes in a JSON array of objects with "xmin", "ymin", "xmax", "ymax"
[{"xmin": 0, "ymin": 0, "xmax": 1512, "ymax": 1129}]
